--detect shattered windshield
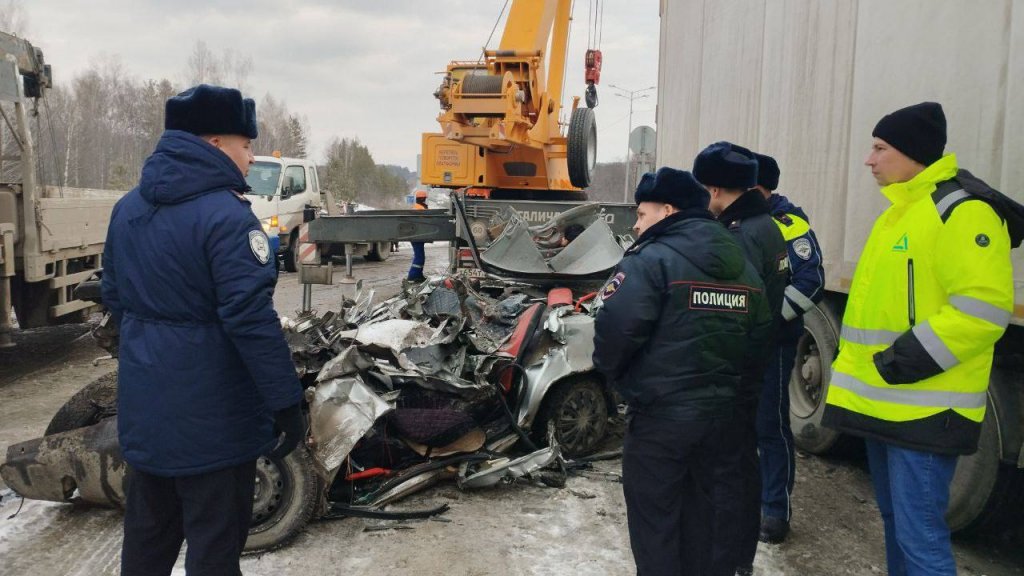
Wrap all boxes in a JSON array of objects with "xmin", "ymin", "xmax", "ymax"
[{"xmin": 245, "ymin": 162, "xmax": 281, "ymax": 196}]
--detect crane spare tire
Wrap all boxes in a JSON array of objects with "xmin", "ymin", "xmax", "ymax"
[{"xmin": 568, "ymin": 107, "xmax": 597, "ymax": 189}]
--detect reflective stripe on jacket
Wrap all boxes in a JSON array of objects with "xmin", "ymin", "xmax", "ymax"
[
  {"xmin": 771, "ymin": 205, "xmax": 825, "ymax": 323},
  {"xmin": 822, "ymin": 154, "xmax": 1014, "ymax": 454}
]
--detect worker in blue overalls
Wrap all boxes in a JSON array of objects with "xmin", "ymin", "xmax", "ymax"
[{"xmin": 408, "ymin": 190, "xmax": 428, "ymax": 281}]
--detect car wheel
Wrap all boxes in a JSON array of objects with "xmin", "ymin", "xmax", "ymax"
[
  {"xmin": 534, "ymin": 376, "xmax": 608, "ymax": 458},
  {"xmin": 244, "ymin": 447, "xmax": 322, "ymax": 553}
]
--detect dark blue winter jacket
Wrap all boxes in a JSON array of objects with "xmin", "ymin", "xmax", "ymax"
[
  {"xmin": 102, "ymin": 130, "xmax": 302, "ymax": 477},
  {"xmin": 767, "ymin": 193, "xmax": 825, "ymax": 341},
  {"xmin": 592, "ymin": 209, "xmax": 772, "ymax": 421}
]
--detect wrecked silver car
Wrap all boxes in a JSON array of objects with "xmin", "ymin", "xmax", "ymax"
[{"xmin": 1, "ymin": 269, "xmax": 620, "ymax": 552}]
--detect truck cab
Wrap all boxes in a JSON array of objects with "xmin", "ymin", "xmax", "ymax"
[{"xmin": 245, "ymin": 154, "xmax": 322, "ymax": 272}]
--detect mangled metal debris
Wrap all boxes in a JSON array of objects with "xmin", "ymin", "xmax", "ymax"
[
  {"xmin": 480, "ymin": 203, "xmax": 627, "ymax": 277},
  {"xmin": 280, "ymin": 274, "xmax": 602, "ymax": 510},
  {"xmin": 1, "ymin": 269, "xmax": 617, "ymax": 553}
]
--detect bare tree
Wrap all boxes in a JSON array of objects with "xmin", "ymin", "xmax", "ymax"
[
  {"xmin": 221, "ymin": 49, "xmax": 253, "ymax": 93},
  {"xmin": 184, "ymin": 40, "xmax": 222, "ymax": 86},
  {"xmin": 0, "ymin": 0, "xmax": 28, "ymax": 36}
]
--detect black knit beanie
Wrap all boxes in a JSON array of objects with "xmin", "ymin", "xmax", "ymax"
[{"xmin": 872, "ymin": 102, "xmax": 946, "ymax": 166}]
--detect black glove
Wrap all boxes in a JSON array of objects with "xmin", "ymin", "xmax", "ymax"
[
  {"xmin": 92, "ymin": 313, "xmax": 120, "ymax": 358},
  {"xmin": 268, "ymin": 403, "xmax": 306, "ymax": 460}
]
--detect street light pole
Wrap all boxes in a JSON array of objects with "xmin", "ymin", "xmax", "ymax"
[{"xmin": 610, "ymin": 84, "xmax": 656, "ymax": 203}]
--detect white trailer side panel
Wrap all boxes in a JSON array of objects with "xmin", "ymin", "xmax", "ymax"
[{"xmin": 657, "ymin": 0, "xmax": 1023, "ymax": 321}]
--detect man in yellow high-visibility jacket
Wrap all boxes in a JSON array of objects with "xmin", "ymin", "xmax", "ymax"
[{"xmin": 823, "ymin": 102, "xmax": 1015, "ymax": 576}]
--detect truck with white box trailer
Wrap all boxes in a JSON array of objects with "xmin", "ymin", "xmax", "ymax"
[{"xmin": 657, "ymin": 0, "xmax": 1024, "ymax": 532}]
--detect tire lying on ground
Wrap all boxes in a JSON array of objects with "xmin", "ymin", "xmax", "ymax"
[
  {"xmin": 45, "ymin": 370, "xmax": 119, "ymax": 435},
  {"xmin": 45, "ymin": 371, "xmax": 321, "ymax": 552},
  {"xmin": 533, "ymin": 376, "xmax": 608, "ymax": 458}
]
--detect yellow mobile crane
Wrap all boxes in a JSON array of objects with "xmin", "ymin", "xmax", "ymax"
[{"xmin": 420, "ymin": 0, "xmax": 600, "ymax": 199}]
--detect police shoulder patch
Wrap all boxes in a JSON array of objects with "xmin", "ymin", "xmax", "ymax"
[
  {"xmin": 601, "ymin": 272, "xmax": 626, "ymax": 300},
  {"xmin": 249, "ymin": 230, "xmax": 271, "ymax": 265},
  {"xmin": 793, "ymin": 237, "xmax": 813, "ymax": 261},
  {"xmin": 689, "ymin": 284, "xmax": 750, "ymax": 313}
]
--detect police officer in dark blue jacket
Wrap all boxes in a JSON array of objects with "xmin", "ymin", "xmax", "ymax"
[
  {"xmin": 752, "ymin": 153, "xmax": 826, "ymax": 545},
  {"xmin": 102, "ymin": 85, "xmax": 305, "ymax": 576},
  {"xmin": 593, "ymin": 167, "xmax": 772, "ymax": 576},
  {"xmin": 695, "ymin": 142, "xmax": 788, "ymax": 576}
]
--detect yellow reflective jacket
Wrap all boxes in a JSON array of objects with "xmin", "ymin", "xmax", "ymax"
[{"xmin": 822, "ymin": 154, "xmax": 1014, "ymax": 455}]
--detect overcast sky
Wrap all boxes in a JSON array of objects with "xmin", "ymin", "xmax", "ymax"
[{"xmin": 21, "ymin": 0, "xmax": 659, "ymax": 170}]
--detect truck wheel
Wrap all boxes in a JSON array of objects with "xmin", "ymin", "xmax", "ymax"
[
  {"xmin": 365, "ymin": 242, "xmax": 392, "ymax": 262},
  {"xmin": 244, "ymin": 447, "xmax": 321, "ymax": 553},
  {"xmin": 533, "ymin": 376, "xmax": 608, "ymax": 458},
  {"xmin": 567, "ymin": 107, "xmax": 597, "ymax": 189},
  {"xmin": 947, "ymin": 381, "xmax": 1024, "ymax": 534},
  {"xmin": 790, "ymin": 302, "xmax": 849, "ymax": 454},
  {"xmin": 45, "ymin": 371, "xmax": 119, "ymax": 435},
  {"xmin": 283, "ymin": 231, "xmax": 299, "ymax": 273}
]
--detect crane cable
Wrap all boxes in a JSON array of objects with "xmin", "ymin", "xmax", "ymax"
[
  {"xmin": 480, "ymin": 0, "xmax": 512, "ymax": 63},
  {"xmin": 559, "ymin": 0, "xmax": 577, "ymax": 124},
  {"xmin": 41, "ymin": 95, "xmax": 65, "ymax": 197},
  {"xmin": 587, "ymin": 0, "xmax": 603, "ymax": 50}
]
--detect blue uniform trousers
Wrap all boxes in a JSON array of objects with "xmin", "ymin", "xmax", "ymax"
[
  {"xmin": 121, "ymin": 461, "xmax": 256, "ymax": 576},
  {"xmin": 757, "ymin": 340, "xmax": 798, "ymax": 520}
]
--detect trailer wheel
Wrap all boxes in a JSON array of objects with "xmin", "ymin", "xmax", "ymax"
[
  {"xmin": 45, "ymin": 371, "xmax": 119, "ymax": 435},
  {"xmin": 533, "ymin": 376, "xmax": 608, "ymax": 458},
  {"xmin": 947, "ymin": 376, "xmax": 1024, "ymax": 534},
  {"xmin": 365, "ymin": 242, "xmax": 391, "ymax": 262},
  {"xmin": 244, "ymin": 447, "xmax": 321, "ymax": 553},
  {"xmin": 789, "ymin": 303, "xmax": 850, "ymax": 454},
  {"xmin": 567, "ymin": 107, "xmax": 597, "ymax": 189}
]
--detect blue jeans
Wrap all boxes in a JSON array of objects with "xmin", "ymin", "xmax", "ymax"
[
  {"xmin": 864, "ymin": 439, "xmax": 958, "ymax": 576},
  {"xmin": 757, "ymin": 342, "xmax": 798, "ymax": 520},
  {"xmin": 408, "ymin": 242, "xmax": 426, "ymax": 280}
]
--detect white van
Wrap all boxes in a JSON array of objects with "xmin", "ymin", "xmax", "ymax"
[{"xmin": 245, "ymin": 154, "xmax": 322, "ymax": 271}]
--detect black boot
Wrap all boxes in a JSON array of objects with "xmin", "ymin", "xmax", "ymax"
[{"xmin": 759, "ymin": 515, "xmax": 789, "ymax": 544}]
